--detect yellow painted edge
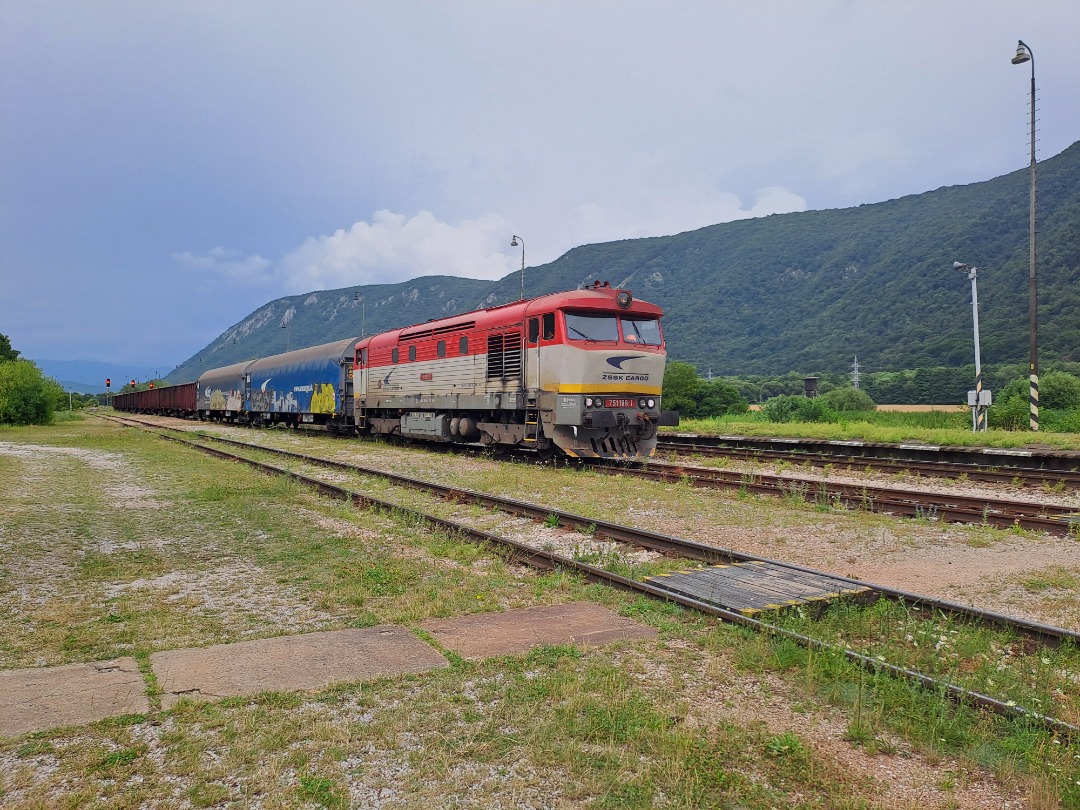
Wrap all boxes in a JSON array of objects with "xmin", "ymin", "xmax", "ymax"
[{"xmin": 557, "ymin": 383, "xmax": 663, "ymax": 395}]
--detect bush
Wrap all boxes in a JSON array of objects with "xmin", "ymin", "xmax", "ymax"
[
  {"xmin": 662, "ymin": 360, "xmax": 702, "ymax": 417},
  {"xmin": 1040, "ymin": 371, "xmax": 1080, "ymax": 411},
  {"xmin": 697, "ymin": 379, "xmax": 749, "ymax": 417},
  {"xmin": 762, "ymin": 395, "xmax": 835, "ymax": 423},
  {"xmin": 989, "ymin": 372, "xmax": 1080, "ymax": 430},
  {"xmin": 1042, "ymin": 408, "xmax": 1080, "ymax": 433},
  {"xmin": 819, "ymin": 387, "xmax": 876, "ymax": 412},
  {"xmin": 0, "ymin": 360, "xmax": 64, "ymax": 425}
]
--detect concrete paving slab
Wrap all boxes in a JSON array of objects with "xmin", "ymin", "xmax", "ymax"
[
  {"xmin": 0, "ymin": 657, "xmax": 149, "ymax": 737},
  {"xmin": 151, "ymin": 626, "xmax": 447, "ymax": 709},
  {"xmin": 420, "ymin": 601, "xmax": 657, "ymax": 659}
]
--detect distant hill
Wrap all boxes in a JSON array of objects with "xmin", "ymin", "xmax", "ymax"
[
  {"xmin": 33, "ymin": 359, "xmax": 162, "ymax": 394},
  {"xmin": 167, "ymin": 141, "xmax": 1080, "ymax": 383}
]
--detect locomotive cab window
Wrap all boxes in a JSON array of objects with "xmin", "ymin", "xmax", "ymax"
[
  {"xmin": 564, "ymin": 312, "xmax": 619, "ymax": 342},
  {"xmin": 529, "ymin": 314, "xmax": 557, "ymax": 344},
  {"xmin": 408, "ymin": 345, "xmax": 417, "ymax": 361},
  {"xmin": 543, "ymin": 313, "xmax": 556, "ymax": 340},
  {"xmin": 392, "ymin": 348, "xmax": 399, "ymax": 364},
  {"xmin": 459, "ymin": 336, "xmax": 468, "ymax": 355},
  {"xmin": 620, "ymin": 317, "xmax": 662, "ymax": 346},
  {"xmin": 437, "ymin": 340, "xmax": 446, "ymax": 358}
]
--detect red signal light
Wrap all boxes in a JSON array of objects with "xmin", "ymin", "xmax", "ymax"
[
  {"xmin": 106, "ymin": 378, "xmax": 111, "ymax": 388},
  {"xmin": 131, "ymin": 380, "xmax": 136, "ymax": 389},
  {"xmin": 148, "ymin": 382, "xmax": 154, "ymax": 389}
]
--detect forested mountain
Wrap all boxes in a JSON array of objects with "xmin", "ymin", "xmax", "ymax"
[{"xmin": 167, "ymin": 141, "xmax": 1080, "ymax": 384}]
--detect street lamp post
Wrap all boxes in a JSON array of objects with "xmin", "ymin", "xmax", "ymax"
[
  {"xmin": 1011, "ymin": 40, "xmax": 1039, "ymax": 431},
  {"xmin": 510, "ymin": 235, "xmax": 525, "ymax": 300},
  {"xmin": 354, "ymin": 291, "xmax": 366, "ymax": 336},
  {"xmin": 954, "ymin": 262, "xmax": 989, "ymax": 432}
]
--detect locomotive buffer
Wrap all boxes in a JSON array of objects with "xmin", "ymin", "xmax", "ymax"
[{"xmin": 644, "ymin": 561, "xmax": 870, "ymax": 616}]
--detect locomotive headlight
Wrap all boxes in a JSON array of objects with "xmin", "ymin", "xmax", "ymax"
[
  {"xmin": 638, "ymin": 398, "xmax": 647, "ymax": 409},
  {"xmin": 647, "ymin": 398, "xmax": 656, "ymax": 409},
  {"xmin": 584, "ymin": 397, "xmax": 594, "ymax": 408}
]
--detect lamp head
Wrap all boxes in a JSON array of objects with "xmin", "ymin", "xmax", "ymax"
[
  {"xmin": 510, "ymin": 236, "xmax": 520, "ymax": 247},
  {"xmin": 1011, "ymin": 41, "xmax": 1031, "ymax": 65},
  {"xmin": 953, "ymin": 262, "xmax": 968, "ymax": 271}
]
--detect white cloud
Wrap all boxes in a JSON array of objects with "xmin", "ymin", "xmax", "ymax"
[
  {"xmin": 275, "ymin": 210, "xmax": 517, "ymax": 292},
  {"xmin": 172, "ymin": 247, "xmax": 272, "ymax": 281},
  {"xmin": 171, "ymin": 210, "xmax": 519, "ymax": 295}
]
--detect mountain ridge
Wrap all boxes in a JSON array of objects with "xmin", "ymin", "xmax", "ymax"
[{"xmin": 166, "ymin": 141, "xmax": 1080, "ymax": 384}]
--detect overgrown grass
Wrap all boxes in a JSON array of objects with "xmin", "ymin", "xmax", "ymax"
[
  {"xmin": 768, "ymin": 598, "xmax": 1080, "ymax": 728},
  {"xmin": 675, "ymin": 410, "xmax": 1080, "ymax": 450}
]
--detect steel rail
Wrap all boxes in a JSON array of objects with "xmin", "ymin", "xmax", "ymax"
[
  {"xmin": 601, "ymin": 462, "xmax": 1080, "ymax": 536},
  {"xmin": 114, "ymin": 418, "xmax": 1078, "ymax": 739},
  {"xmin": 659, "ymin": 434, "xmax": 1080, "ymax": 474},
  {"xmin": 657, "ymin": 439, "xmax": 1080, "ymax": 489}
]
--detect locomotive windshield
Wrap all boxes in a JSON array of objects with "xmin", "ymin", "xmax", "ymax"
[
  {"xmin": 621, "ymin": 317, "xmax": 661, "ymax": 346},
  {"xmin": 564, "ymin": 312, "xmax": 662, "ymax": 345},
  {"xmin": 565, "ymin": 312, "xmax": 619, "ymax": 342}
]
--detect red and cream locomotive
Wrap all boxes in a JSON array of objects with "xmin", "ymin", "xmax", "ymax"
[{"xmin": 353, "ymin": 282, "xmax": 677, "ymax": 458}]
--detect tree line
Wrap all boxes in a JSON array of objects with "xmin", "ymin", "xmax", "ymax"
[
  {"xmin": 0, "ymin": 332, "xmax": 83, "ymax": 425},
  {"xmin": 663, "ymin": 359, "xmax": 1080, "ymax": 432}
]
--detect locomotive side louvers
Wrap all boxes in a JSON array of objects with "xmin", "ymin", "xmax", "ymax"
[{"xmin": 486, "ymin": 331, "xmax": 522, "ymax": 382}]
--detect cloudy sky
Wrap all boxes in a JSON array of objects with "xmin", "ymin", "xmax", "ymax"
[{"xmin": 2, "ymin": 1, "xmax": 1078, "ymax": 371}]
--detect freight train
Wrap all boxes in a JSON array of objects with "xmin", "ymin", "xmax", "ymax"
[{"xmin": 112, "ymin": 283, "xmax": 678, "ymax": 459}]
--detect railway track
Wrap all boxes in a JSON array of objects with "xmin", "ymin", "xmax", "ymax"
[
  {"xmin": 658, "ymin": 433, "xmax": 1080, "ymax": 488},
  {"xmin": 103, "ymin": 414, "xmax": 1080, "ymax": 737},
  {"xmin": 612, "ymin": 460, "xmax": 1080, "ymax": 536}
]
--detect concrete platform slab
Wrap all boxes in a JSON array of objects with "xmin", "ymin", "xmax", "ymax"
[
  {"xmin": 421, "ymin": 602, "xmax": 657, "ymax": 659},
  {"xmin": 151, "ymin": 626, "xmax": 447, "ymax": 709},
  {"xmin": 0, "ymin": 657, "xmax": 148, "ymax": 737}
]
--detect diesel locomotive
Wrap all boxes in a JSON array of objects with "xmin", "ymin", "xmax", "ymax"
[{"xmin": 113, "ymin": 283, "xmax": 679, "ymax": 459}]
